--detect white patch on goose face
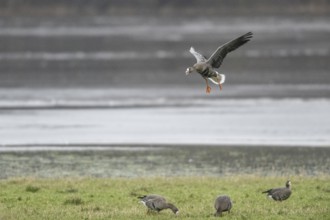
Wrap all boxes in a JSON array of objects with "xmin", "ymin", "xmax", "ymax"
[{"xmin": 185, "ymin": 68, "xmax": 191, "ymax": 75}]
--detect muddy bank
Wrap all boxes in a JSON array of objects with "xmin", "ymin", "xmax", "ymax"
[{"xmin": 1, "ymin": 145, "xmax": 329, "ymax": 179}]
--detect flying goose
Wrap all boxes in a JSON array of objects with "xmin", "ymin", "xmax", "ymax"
[
  {"xmin": 214, "ymin": 195, "xmax": 232, "ymax": 217},
  {"xmin": 138, "ymin": 194, "xmax": 179, "ymax": 215},
  {"xmin": 262, "ymin": 180, "xmax": 292, "ymax": 201},
  {"xmin": 186, "ymin": 32, "xmax": 253, "ymax": 94}
]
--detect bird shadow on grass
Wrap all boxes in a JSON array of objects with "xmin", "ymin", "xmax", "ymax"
[
  {"xmin": 25, "ymin": 185, "xmax": 40, "ymax": 193},
  {"xmin": 63, "ymin": 196, "xmax": 84, "ymax": 205}
]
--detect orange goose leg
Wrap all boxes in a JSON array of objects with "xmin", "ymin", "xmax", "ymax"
[
  {"xmin": 204, "ymin": 78, "xmax": 211, "ymax": 94},
  {"xmin": 218, "ymin": 79, "xmax": 223, "ymax": 91}
]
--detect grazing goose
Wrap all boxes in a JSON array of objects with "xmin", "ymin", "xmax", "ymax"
[
  {"xmin": 138, "ymin": 194, "xmax": 179, "ymax": 215},
  {"xmin": 186, "ymin": 32, "xmax": 253, "ymax": 94},
  {"xmin": 214, "ymin": 195, "xmax": 232, "ymax": 217},
  {"xmin": 262, "ymin": 180, "xmax": 292, "ymax": 201}
]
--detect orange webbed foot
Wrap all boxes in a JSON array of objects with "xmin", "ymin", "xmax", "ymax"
[{"xmin": 206, "ymin": 86, "xmax": 212, "ymax": 94}]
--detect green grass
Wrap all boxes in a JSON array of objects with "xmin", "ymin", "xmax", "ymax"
[{"xmin": 0, "ymin": 176, "xmax": 329, "ymax": 220}]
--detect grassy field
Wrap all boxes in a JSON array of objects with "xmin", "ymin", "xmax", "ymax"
[{"xmin": 0, "ymin": 176, "xmax": 329, "ymax": 220}]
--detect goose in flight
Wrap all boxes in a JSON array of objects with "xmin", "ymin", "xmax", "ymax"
[{"xmin": 186, "ymin": 32, "xmax": 253, "ymax": 94}]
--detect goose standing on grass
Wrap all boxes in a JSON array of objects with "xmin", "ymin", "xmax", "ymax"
[
  {"xmin": 262, "ymin": 180, "xmax": 292, "ymax": 201},
  {"xmin": 138, "ymin": 194, "xmax": 179, "ymax": 215},
  {"xmin": 214, "ymin": 195, "xmax": 232, "ymax": 217},
  {"xmin": 186, "ymin": 32, "xmax": 253, "ymax": 94}
]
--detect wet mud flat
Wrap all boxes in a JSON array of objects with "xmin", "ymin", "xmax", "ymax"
[{"xmin": 0, "ymin": 145, "xmax": 329, "ymax": 179}]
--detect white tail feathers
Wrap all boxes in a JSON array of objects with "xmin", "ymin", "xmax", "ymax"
[
  {"xmin": 219, "ymin": 74, "xmax": 225, "ymax": 84},
  {"xmin": 208, "ymin": 74, "xmax": 225, "ymax": 85}
]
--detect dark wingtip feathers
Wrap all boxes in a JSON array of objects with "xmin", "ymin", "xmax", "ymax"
[{"xmin": 242, "ymin": 32, "xmax": 253, "ymax": 42}]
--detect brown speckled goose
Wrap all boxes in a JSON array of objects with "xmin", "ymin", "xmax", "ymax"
[
  {"xmin": 262, "ymin": 180, "xmax": 292, "ymax": 201},
  {"xmin": 138, "ymin": 194, "xmax": 179, "ymax": 215},
  {"xmin": 214, "ymin": 195, "xmax": 232, "ymax": 217},
  {"xmin": 186, "ymin": 32, "xmax": 253, "ymax": 94}
]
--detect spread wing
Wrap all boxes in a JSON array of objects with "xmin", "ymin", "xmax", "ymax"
[
  {"xmin": 189, "ymin": 47, "xmax": 207, "ymax": 62},
  {"xmin": 207, "ymin": 32, "xmax": 253, "ymax": 68}
]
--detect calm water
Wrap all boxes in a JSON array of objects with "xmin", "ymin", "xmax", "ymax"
[
  {"xmin": 1, "ymin": 16, "xmax": 330, "ymax": 88},
  {"xmin": 0, "ymin": 16, "xmax": 329, "ymax": 148},
  {"xmin": 0, "ymin": 15, "xmax": 329, "ymax": 178},
  {"xmin": 0, "ymin": 87, "xmax": 330, "ymax": 147}
]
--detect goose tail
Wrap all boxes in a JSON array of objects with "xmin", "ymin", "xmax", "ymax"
[
  {"xmin": 262, "ymin": 190, "xmax": 271, "ymax": 194},
  {"xmin": 209, "ymin": 73, "xmax": 225, "ymax": 85}
]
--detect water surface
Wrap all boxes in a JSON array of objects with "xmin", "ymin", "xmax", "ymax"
[{"xmin": 1, "ymin": 15, "xmax": 330, "ymax": 147}]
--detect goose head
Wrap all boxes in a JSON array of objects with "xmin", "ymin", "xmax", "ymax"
[
  {"xmin": 185, "ymin": 67, "xmax": 194, "ymax": 75},
  {"xmin": 166, "ymin": 203, "xmax": 179, "ymax": 215},
  {"xmin": 286, "ymin": 180, "xmax": 291, "ymax": 188}
]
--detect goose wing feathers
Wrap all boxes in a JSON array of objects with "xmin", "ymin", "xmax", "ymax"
[
  {"xmin": 145, "ymin": 197, "xmax": 167, "ymax": 211},
  {"xmin": 207, "ymin": 32, "xmax": 253, "ymax": 68},
  {"xmin": 138, "ymin": 194, "xmax": 165, "ymax": 203},
  {"xmin": 189, "ymin": 47, "xmax": 207, "ymax": 62},
  {"xmin": 214, "ymin": 195, "xmax": 232, "ymax": 212},
  {"xmin": 138, "ymin": 194, "xmax": 166, "ymax": 210},
  {"xmin": 271, "ymin": 188, "xmax": 291, "ymax": 201},
  {"xmin": 262, "ymin": 182, "xmax": 292, "ymax": 201}
]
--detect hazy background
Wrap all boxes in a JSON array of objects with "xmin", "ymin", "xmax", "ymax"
[
  {"xmin": 0, "ymin": 0, "xmax": 329, "ymax": 147},
  {"xmin": 1, "ymin": 0, "xmax": 330, "ymax": 88},
  {"xmin": 0, "ymin": 0, "xmax": 330, "ymax": 178}
]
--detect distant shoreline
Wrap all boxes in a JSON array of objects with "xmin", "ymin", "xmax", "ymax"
[
  {"xmin": 1, "ymin": 145, "xmax": 329, "ymax": 178},
  {"xmin": 1, "ymin": 1, "xmax": 329, "ymax": 17},
  {"xmin": 1, "ymin": 143, "xmax": 330, "ymax": 152}
]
